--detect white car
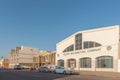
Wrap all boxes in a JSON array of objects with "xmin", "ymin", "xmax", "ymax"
[
  {"xmin": 53, "ymin": 66, "xmax": 73, "ymax": 74},
  {"xmin": 37, "ymin": 66, "xmax": 50, "ymax": 72}
]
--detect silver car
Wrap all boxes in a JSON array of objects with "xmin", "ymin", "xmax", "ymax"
[
  {"xmin": 53, "ymin": 66, "xmax": 73, "ymax": 74},
  {"xmin": 37, "ymin": 66, "xmax": 50, "ymax": 72}
]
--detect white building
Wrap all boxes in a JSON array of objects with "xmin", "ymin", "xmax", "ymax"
[
  {"xmin": 56, "ymin": 25, "xmax": 120, "ymax": 72},
  {"xmin": 9, "ymin": 46, "xmax": 38, "ymax": 68}
]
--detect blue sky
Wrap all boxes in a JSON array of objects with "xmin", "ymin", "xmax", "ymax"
[{"xmin": 0, "ymin": 0, "xmax": 120, "ymax": 57}]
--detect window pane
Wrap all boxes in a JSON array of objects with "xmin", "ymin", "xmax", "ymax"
[
  {"xmin": 75, "ymin": 33, "xmax": 82, "ymax": 50},
  {"xmin": 80, "ymin": 58, "xmax": 91, "ymax": 68},
  {"xmin": 63, "ymin": 44, "xmax": 74, "ymax": 52},
  {"xmin": 84, "ymin": 42, "xmax": 88, "ymax": 49},
  {"xmin": 95, "ymin": 43, "xmax": 101, "ymax": 47},
  {"xmin": 84, "ymin": 41, "xmax": 102, "ymax": 49},
  {"xmin": 89, "ymin": 42, "xmax": 94, "ymax": 48},
  {"xmin": 58, "ymin": 60, "xmax": 64, "ymax": 67},
  {"xmin": 96, "ymin": 56, "xmax": 113, "ymax": 68}
]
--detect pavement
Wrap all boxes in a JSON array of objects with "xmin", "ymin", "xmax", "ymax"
[
  {"xmin": 77, "ymin": 70, "xmax": 120, "ymax": 78},
  {"xmin": 34, "ymin": 69, "xmax": 120, "ymax": 78}
]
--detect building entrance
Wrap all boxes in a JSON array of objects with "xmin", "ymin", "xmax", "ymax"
[{"xmin": 67, "ymin": 59, "xmax": 76, "ymax": 70}]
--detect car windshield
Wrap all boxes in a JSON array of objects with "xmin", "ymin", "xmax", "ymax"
[
  {"xmin": 15, "ymin": 65, "xmax": 21, "ymax": 67},
  {"xmin": 40, "ymin": 67, "xmax": 48, "ymax": 68},
  {"xmin": 43, "ymin": 67, "xmax": 47, "ymax": 68},
  {"xmin": 56, "ymin": 67, "xmax": 64, "ymax": 69},
  {"xmin": 60, "ymin": 67, "xmax": 64, "ymax": 69}
]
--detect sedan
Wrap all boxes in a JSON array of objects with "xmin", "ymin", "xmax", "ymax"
[
  {"xmin": 53, "ymin": 66, "xmax": 73, "ymax": 74},
  {"xmin": 37, "ymin": 66, "xmax": 50, "ymax": 72}
]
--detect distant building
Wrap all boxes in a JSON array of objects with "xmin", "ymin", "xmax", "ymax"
[
  {"xmin": 0, "ymin": 58, "xmax": 9, "ymax": 68},
  {"xmin": 0, "ymin": 58, "xmax": 4, "ymax": 68},
  {"xmin": 33, "ymin": 51, "xmax": 56, "ymax": 68},
  {"xmin": 33, "ymin": 53, "xmax": 41, "ymax": 68},
  {"xmin": 9, "ymin": 46, "xmax": 39, "ymax": 68},
  {"xmin": 56, "ymin": 25, "xmax": 120, "ymax": 72}
]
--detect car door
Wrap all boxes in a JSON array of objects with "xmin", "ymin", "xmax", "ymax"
[
  {"xmin": 59, "ymin": 67, "xmax": 64, "ymax": 73},
  {"xmin": 56, "ymin": 67, "xmax": 61, "ymax": 73}
]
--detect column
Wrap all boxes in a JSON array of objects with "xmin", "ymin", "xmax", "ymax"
[{"xmin": 65, "ymin": 60, "xmax": 68, "ymax": 69}]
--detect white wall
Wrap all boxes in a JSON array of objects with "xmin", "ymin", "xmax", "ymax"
[
  {"xmin": 56, "ymin": 35, "xmax": 75, "ymax": 54},
  {"xmin": 56, "ymin": 25, "xmax": 119, "ymax": 72},
  {"xmin": 118, "ymin": 60, "xmax": 120, "ymax": 72},
  {"xmin": 83, "ymin": 26, "xmax": 119, "ymax": 46}
]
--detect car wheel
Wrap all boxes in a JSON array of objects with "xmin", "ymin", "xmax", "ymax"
[
  {"xmin": 63, "ymin": 71, "xmax": 66, "ymax": 75},
  {"xmin": 53, "ymin": 70, "xmax": 56, "ymax": 74},
  {"xmin": 43, "ymin": 70, "xmax": 46, "ymax": 72},
  {"xmin": 39, "ymin": 70, "xmax": 42, "ymax": 72}
]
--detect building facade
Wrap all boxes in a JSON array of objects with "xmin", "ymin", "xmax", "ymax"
[
  {"xmin": 0, "ymin": 58, "xmax": 4, "ymax": 68},
  {"xmin": 56, "ymin": 25, "xmax": 120, "ymax": 72},
  {"xmin": 33, "ymin": 53, "xmax": 41, "ymax": 68},
  {"xmin": 0, "ymin": 58, "xmax": 9, "ymax": 68},
  {"xmin": 9, "ymin": 46, "xmax": 38, "ymax": 68},
  {"xmin": 33, "ymin": 51, "xmax": 56, "ymax": 68}
]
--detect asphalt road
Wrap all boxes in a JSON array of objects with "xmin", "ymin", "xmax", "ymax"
[{"xmin": 0, "ymin": 69, "xmax": 119, "ymax": 80}]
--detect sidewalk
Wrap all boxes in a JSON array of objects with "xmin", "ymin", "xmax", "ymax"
[{"xmin": 76, "ymin": 71, "xmax": 120, "ymax": 78}]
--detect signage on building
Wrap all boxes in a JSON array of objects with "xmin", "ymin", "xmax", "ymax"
[
  {"xmin": 107, "ymin": 46, "xmax": 112, "ymax": 51},
  {"xmin": 63, "ymin": 48, "xmax": 101, "ymax": 56},
  {"xmin": 70, "ymin": 61, "xmax": 74, "ymax": 64}
]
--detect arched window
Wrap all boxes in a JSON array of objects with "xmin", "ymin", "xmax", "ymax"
[
  {"xmin": 96, "ymin": 56, "xmax": 113, "ymax": 68},
  {"xmin": 57, "ymin": 60, "xmax": 64, "ymax": 67},
  {"xmin": 63, "ymin": 44, "xmax": 74, "ymax": 52},
  {"xmin": 80, "ymin": 57, "xmax": 91, "ymax": 68},
  {"xmin": 84, "ymin": 41, "xmax": 102, "ymax": 49}
]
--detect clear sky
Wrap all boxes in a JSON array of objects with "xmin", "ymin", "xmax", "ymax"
[{"xmin": 0, "ymin": 0, "xmax": 120, "ymax": 58}]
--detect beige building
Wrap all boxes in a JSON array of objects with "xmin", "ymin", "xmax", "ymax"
[
  {"xmin": 56, "ymin": 25, "xmax": 120, "ymax": 72},
  {"xmin": 0, "ymin": 58, "xmax": 4, "ymax": 68},
  {"xmin": 33, "ymin": 51, "xmax": 56, "ymax": 68},
  {"xmin": 9, "ymin": 46, "xmax": 38, "ymax": 68}
]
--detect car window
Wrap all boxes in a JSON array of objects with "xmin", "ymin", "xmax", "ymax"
[
  {"xmin": 44, "ymin": 67, "xmax": 47, "ymax": 69},
  {"xmin": 55, "ymin": 66, "xmax": 58, "ymax": 69},
  {"xmin": 58, "ymin": 67, "xmax": 61, "ymax": 69},
  {"xmin": 14, "ymin": 65, "xmax": 21, "ymax": 68},
  {"xmin": 61, "ymin": 67, "xmax": 64, "ymax": 69}
]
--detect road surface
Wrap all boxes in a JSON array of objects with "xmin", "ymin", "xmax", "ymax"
[{"xmin": 0, "ymin": 69, "xmax": 119, "ymax": 80}]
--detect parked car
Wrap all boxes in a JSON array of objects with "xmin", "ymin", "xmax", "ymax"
[
  {"xmin": 21, "ymin": 66, "xmax": 29, "ymax": 69},
  {"xmin": 37, "ymin": 66, "xmax": 51, "ymax": 72},
  {"xmin": 13, "ymin": 65, "xmax": 21, "ymax": 70},
  {"xmin": 53, "ymin": 66, "xmax": 73, "ymax": 74}
]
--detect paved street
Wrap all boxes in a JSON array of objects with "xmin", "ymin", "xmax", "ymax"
[{"xmin": 0, "ymin": 69, "xmax": 120, "ymax": 80}]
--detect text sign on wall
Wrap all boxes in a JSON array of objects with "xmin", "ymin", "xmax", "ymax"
[
  {"xmin": 63, "ymin": 48, "xmax": 101, "ymax": 56},
  {"xmin": 70, "ymin": 61, "xmax": 75, "ymax": 64}
]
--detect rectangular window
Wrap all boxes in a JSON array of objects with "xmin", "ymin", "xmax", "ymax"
[
  {"xmin": 75, "ymin": 33, "xmax": 82, "ymax": 50},
  {"xmin": 80, "ymin": 58, "xmax": 91, "ymax": 68}
]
